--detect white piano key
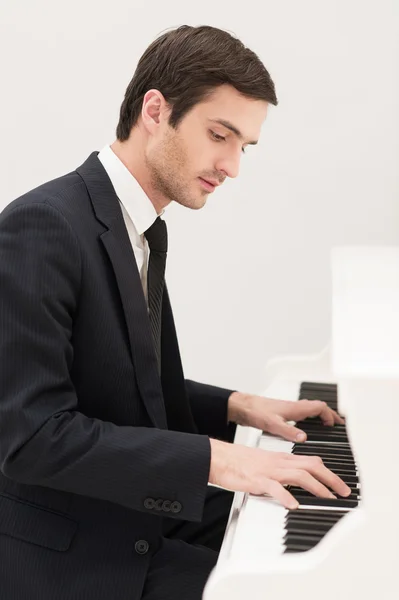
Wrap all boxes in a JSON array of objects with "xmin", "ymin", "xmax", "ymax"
[
  {"xmin": 230, "ymin": 495, "xmax": 288, "ymax": 561},
  {"xmin": 258, "ymin": 434, "xmax": 293, "ymax": 454},
  {"xmin": 228, "ymin": 384, "xmax": 301, "ymax": 561}
]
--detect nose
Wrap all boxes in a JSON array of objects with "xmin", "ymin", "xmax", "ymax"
[{"xmin": 215, "ymin": 152, "xmax": 241, "ymax": 180}]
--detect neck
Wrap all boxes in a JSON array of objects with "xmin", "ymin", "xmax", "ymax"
[{"xmin": 110, "ymin": 134, "xmax": 171, "ymax": 215}]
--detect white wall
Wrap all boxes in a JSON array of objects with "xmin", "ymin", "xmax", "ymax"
[{"xmin": 1, "ymin": 0, "xmax": 397, "ymax": 395}]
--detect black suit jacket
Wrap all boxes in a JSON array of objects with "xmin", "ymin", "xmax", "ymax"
[{"xmin": 0, "ymin": 151, "xmax": 236, "ymax": 599}]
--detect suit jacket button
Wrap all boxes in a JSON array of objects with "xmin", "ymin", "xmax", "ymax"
[
  {"xmin": 170, "ymin": 501, "xmax": 182, "ymax": 513},
  {"xmin": 135, "ymin": 540, "xmax": 149, "ymax": 555},
  {"xmin": 162, "ymin": 500, "xmax": 171, "ymax": 512},
  {"xmin": 144, "ymin": 497, "xmax": 154, "ymax": 509},
  {"xmin": 155, "ymin": 498, "xmax": 164, "ymax": 510}
]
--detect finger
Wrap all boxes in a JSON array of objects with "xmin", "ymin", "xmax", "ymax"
[
  {"xmin": 331, "ymin": 409, "xmax": 345, "ymax": 425},
  {"xmin": 292, "ymin": 456, "xmax": 351, "ymax": 497},
  {"xmin": 317, "ymin": 403, "xmax": 338, "ymax": 427},
  {"xmin": 289, "ymin": 400, "xmax": 339, "ymax": 427},
  {"xmin": 261, "ymin": 478, "xmax": 299, "ymax": 510},
  {"xmin": 318, "ymin": 405, "xmax": 345, "ymax": 427},
  {"xmin": 277, "ymin": 469, "xmax": 337, "ymax": 499},
  {"xmin": 266, "ymin": 416, "xmax": 307, "ymax": 443}
]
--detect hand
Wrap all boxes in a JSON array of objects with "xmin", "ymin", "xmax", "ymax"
[
  {"xmin": 209, "ymin": 438, "xmax": 352, "ymax": 509},
  {"xmin": 228, "ymin": 391, "xmax": 345, "ymax": 442}
]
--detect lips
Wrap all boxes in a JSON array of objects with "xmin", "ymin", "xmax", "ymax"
[
  {"xmin": 199, "ymin": 178, "xmax": 217, "ymax": 192},
  {"xmin": 201, "ymin": 178, "xmax": 218, "ymax": 187}
]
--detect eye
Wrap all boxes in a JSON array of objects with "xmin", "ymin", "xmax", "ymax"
[
  {"xmin": 210, "ymin": 130, "xmax": 246, "ymax": 154},
  {"xmin": 210, "ymin": 130, "xmax": 226, "ymax": 142}
]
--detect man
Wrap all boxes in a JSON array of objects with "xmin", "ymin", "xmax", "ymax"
[{"xmin": 0, "ymin": 25, "xmax": 350, "ymax": 599}]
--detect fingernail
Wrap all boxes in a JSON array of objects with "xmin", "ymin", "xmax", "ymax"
[
  {"xmin": 289, "ymin": 501, "xmax": 299, "ymax": 510},
  {"xmin": 296, "ymin": 433, "xmax": 306, "ymax": 442}
]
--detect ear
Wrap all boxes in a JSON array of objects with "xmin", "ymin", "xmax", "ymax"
[{"xmin": 141, "ymin": 89, "xmax": 169, "ymax": 134}]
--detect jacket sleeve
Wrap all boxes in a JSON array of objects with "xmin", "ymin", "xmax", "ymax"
[
  {"xmin": 0, "ymin": 201, "xmax": 210, "ymax": 523},
  {"xmin": 185, "ymin": 379, "xmax": 237, "ymax": 443}
]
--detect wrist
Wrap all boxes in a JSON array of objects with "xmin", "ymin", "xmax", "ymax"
[
  {"xmin": 227, "ymin": 391, "xmax": 251, "ymax": 425},
  {"xmin": 208, "ymin": 438, "xmax": 228, "ymax": 485}
]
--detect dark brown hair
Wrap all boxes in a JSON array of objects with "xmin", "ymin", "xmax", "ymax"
[{"xmin": 116, "ymin": 25, "xmax": 278, "ymax": 141}]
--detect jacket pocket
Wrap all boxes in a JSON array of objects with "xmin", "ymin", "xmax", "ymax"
[{"xmin": 0, "ymin": 493, "xmax": 77, "ymax": 551}]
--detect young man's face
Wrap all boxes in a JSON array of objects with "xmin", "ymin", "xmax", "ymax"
[{"xmin": 145, "ymin": 84, "xmax": 269, "ymax": 210}]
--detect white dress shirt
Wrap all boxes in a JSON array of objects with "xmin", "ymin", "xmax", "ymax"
[{"xmin": 98, "ymin": 145, "xmax": 165, "ymax": 305}]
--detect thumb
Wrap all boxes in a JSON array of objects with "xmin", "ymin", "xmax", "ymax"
[{"xmin": 267, "ymin": 416, "xmax": 307, "ymax": 443}]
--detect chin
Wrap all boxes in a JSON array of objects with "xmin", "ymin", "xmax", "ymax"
[
  {"xmin": 193, "ymin": 196, "xmax": 208, "ymax": 210},
  {"xmin": 176, "ymin": 195, "xmax": 207, "ymax": 210}
]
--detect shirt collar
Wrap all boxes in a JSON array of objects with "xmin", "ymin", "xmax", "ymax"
[{"xmin": 97, "ymin": 144, "xmax": 164, "ymax": 235}]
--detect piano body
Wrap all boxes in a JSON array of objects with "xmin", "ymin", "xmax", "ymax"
[{"xmin": 204, "ymin": 246, "xmax": 399, "ymax": 600}]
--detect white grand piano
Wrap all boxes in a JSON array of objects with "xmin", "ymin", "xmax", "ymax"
[{"xmin": 203, "ymin": 246, "xmax": 399, "ymax": 600}]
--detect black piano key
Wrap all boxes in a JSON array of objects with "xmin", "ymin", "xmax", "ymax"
[
  {"xmin": 285, "ymin": 528, "xmax": 331, "ymax": 539},
  {"xmin": 300, "ymin": 463, "xmax": 357, "ymax": 475},
  {"xmin": 311, "ymin": 453, "xmax": 355, "ymax": 461},
  {"xmin": 285, "ymin": 545, "xmax": 315, "ymax": 552},
  {"xmin": 288, "ymin": 489, "xmax": 360, "ymax": 503},
  {"xmin": 305, "ymin": 432, "xmax": 349, "ymax": 443},
  {"xmin": 293, "ymin": 460, "xmax": 356, "ymax": 472},
  {"xmin": 300, "ymin": 395, "xmax": 337, "ymax": 404},
  {"xmin": 287, "ymin": 510, "xmax": 346, "ymax": 521},
  {"xmin": 312, "ymin": 457, "xmax": 356, "ymax": 466},
  {"xmin": 293, "ymin": 454, "xmax": 355, "ymax": 466},
  {"xmin": 327, "ymin": 471, "xmax": 358, "ymax": 480},
  {"xmin": 286, "ymin": 519, "xmax": 341, "ymax": 530},
  {"xmin": 291, "ymin": 457, "xmax": 357, "ymax": 475},
  {"xmin": 293, "ymin": 442, "xmax": 351, "ymax": 452},
  {"xmin": 303, "ymin": 426, "xmax": 347, "ymax": 434},
  {"xmin": 313, "ymin": 462, "xmax": 357, "ymax": 472},
  {"xmin": 331, "ymin": 482, "xmax": 358, "ymax": 492},
  {"xmin": 297, "ymin": 419, "xmax": 343, "ymax": 427},
  {"xmin": 299, "ymin": 395, "xmax": 337, "ymax": 403},
  {"xmin": 291, "ymin": 440, "xmax": 353, "ymax": 450},
  {"xmin": 293, "ymin": 441, "xmax": 351, "ymax": 449},
  {"xmin": 294, "ymin": 429, "xmax": 349, "ymax": 437},
  {"xmin": 298, "ymin": 430, "xmax": 344, "ymax": 438},
  {"xmin": 288, "ymin": 484, "xmax": 359, "ymax": 495},
  {"xmin": 289, "ymin": 508, "xmax": 347, "ymax": 517},
  {"xmin": 297, "ymin": 423, "xmax": 346, "ymax": 432},
  {"xmin": 300, "ymin": 382, "xmax": 337, "ymax": 392},
  {"xmin": 292, "ymin": 495, "xmax": 358, "ymax": 508},
  {"xmin": 294, "ymin": 448, "xmax": 354, "ymax": 457},
  {"xmin": 285, "ymin": 522, "xmax": 338, "ymax": 535},
  {"xmin": 285, "ymin": 533, "xmax": 323, "ymax": 545},
  {"xmin": 288, "ymin": 484, "xmax": 358, "ymax": 496},
  {"xmin": 298, "ymin": 422, "xmax": 346, "ymax": 430},
  {"xmin": 334, "ymin": 476, "xmax": 359, "ymax": 485},
  {"xmin": 299, "ymin": 393, "xmax": 338, "ymax": 403},
  {"xmin": 286, "ymin": 515, "xmax": 344, "ymax": 525}
]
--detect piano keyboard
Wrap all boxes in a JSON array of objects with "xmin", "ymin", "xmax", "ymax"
[
  {"xmin": 228, "ymin": 381, "xmax": 360, "ymax": 560},
  {"xmin": 284, "ymin": 381, "xmax": 359, "ymax": 552}
]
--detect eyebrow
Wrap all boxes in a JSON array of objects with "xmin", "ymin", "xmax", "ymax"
[{"xmin": 208, "ymin": 118, "xmax": 258, "ymax": 145}]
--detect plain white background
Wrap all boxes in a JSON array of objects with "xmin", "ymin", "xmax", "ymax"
[{"xmin": 1, "ymin": 0, "xmax": 398, "ymax": 395}]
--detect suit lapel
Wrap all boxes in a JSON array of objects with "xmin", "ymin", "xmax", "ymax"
[{"xmin": 76, "ymin": 151, "xmax": 167, "ymax": 430}]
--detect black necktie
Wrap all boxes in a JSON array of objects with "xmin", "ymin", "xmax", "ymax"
[{"xmin": 144, "ymin": 217, "xmax": 168, "ymax": 373}]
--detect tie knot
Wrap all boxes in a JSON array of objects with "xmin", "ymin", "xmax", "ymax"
[{"xmin": 144, "ymin": 217, "xmax": 167, "ymax": 253}]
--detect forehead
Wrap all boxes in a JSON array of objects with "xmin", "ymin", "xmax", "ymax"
[{"xmin": 194, "ymin": 84, "xmax": 268, "ymax": 141}]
